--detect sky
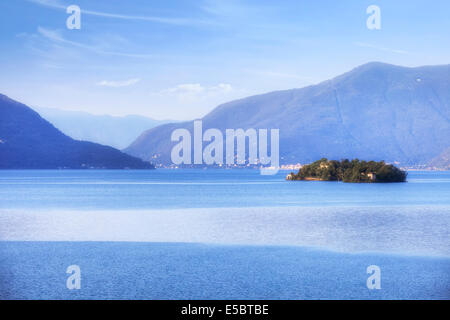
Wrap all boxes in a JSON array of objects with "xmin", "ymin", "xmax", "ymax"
[{"xmin": 0, "ymin": 0, "xmax": 449, "ymax": 120}]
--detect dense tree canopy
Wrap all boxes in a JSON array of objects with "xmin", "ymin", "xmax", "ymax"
[{"xmin": 288, "ymin": 158, "xmax": 407, "ymax": 183}]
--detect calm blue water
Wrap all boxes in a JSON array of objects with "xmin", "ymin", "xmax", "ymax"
[
  {"xmin": 0, "ymin": 169, "xmax": 449, "ymax": 209},
  {"xmin": 1, "ymin": 242, "xmax": 449, "ymax": 300},
  {"xmin": 0, "ymin": 169, "xmax": 449, "ymax": 299}
]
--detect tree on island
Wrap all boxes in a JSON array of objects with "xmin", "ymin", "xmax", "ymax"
[{"xmin": 288, "ymin": 158, "xmax": 407, "ymax": 183}]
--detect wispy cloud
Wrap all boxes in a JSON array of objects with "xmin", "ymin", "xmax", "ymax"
[
  {"xmin": 154, "ymin": 83, "xmax": 238, "ymax": 118},
  {"xmin": 28, "ymin": 0, "xmax": 208, "ymax": 26},
  {"xmin": 355, "ymin": 42, "xmax": 411, "ymax": 55},
  {"xmin": 37, "ymin": 27, "xmax": 154, "ymax": 58},
  {"xmin": 97, "ymin": 78, "xmax": 141, "ymax": 88},
  {"xmin": 161, "ymin": 83, "xmax": 232, "ymax": 95}
]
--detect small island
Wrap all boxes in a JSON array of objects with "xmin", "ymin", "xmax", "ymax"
[{"xmin": 286, "ymin": 158, "xmax": 407, "ymax": 183}]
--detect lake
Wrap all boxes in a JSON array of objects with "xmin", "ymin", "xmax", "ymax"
[{"xmin": 0, "ymin": 169, "xmax": 449, "ymax": 299}]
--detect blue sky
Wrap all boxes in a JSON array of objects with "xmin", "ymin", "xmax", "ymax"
[{"xmin": 0, "ymin": 0, "xmax": 449, "ymax": 120}]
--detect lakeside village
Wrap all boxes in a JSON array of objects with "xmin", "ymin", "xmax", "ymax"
[
  {"xmin": 151, "ymin": 157, "xmax": 407, "ymax": 183},
  {"xmin": 153, "ymin": 161, "xmax": 302, "ymax": 171}
]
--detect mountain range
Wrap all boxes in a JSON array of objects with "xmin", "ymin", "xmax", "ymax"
[
  {"xmin": 124, "ymin": 62, "xmax": 450, "ymax": 167},
  {"xmin": 35, "ymin": 107, "xmax": 174, "ymax": 149},
  {"xmin": 0, "ymin": 94, "xmax": 153, "ymax": 169}
]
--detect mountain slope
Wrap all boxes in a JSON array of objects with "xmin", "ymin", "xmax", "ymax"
[
  {"xmin": 0, "ymin": 94, "xmax": 154, "ymax": 169},
  {"xmin": 125, "ymin": 62, "xmax": 450, "ymax": 166},
  {"xmin": 428, "ymin": 147, "xmax": 450, "ymax": 169},
  {"xmin": 35, "ymin": 107, "xmax": 174, "ymax": 149}
]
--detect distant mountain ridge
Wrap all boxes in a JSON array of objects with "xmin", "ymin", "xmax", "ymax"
[
  {"xmin": 428, "ymin": 147, "xmax": 450, "ymax": 169},
  {"xmin": 35, "ymin": 107, "xmax": 174, "ymax": 149},
  {"xmin": 124, "ymin": 62, "xmax": 450, "ymax": 166},
  {"xmin": 0, "ymin": 94, "xmax": 154, "ymax": 169}
]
